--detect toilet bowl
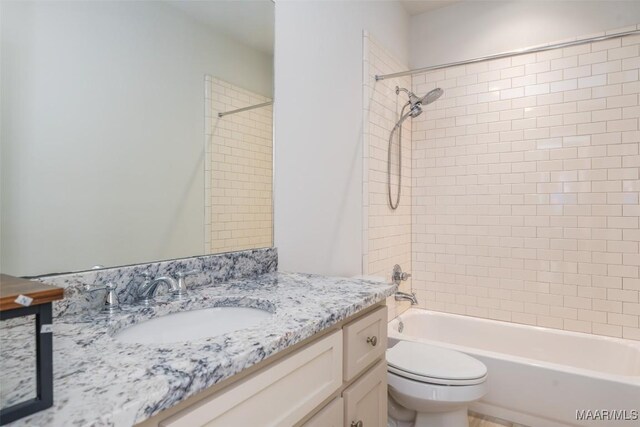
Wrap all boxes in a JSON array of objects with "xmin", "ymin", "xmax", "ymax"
[{"xmin": 386, "ymin": 341, "xmax": 488, "ymax": 427}]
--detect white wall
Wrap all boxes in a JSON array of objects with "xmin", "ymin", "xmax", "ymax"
[
  {"xmin": 410, "ymin": 0, "xmax": 640, "ymax": 69},
  {"xmin": 1, "ymin": 1, "xmax": 272, "ymax": 276},
  {"xmin": 274, "ymin": 0, "xmax": 409, "ymax": 277}
]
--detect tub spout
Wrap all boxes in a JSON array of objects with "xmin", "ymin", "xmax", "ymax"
[{"xmin": 395, "ymin": 291, "xmax": 417, "ymax": 305}]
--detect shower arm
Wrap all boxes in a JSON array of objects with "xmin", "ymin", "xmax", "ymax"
[
  {"xmin": 396, "ymin": 87, "xmax": 420, "ymax": 107},
  {"xmin": 396, "ymin": 87, "xmax": 411, "ymax": 97}
]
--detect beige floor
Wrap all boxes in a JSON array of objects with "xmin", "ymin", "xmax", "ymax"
[{"xmin": 469, "ymin": 412, "xmax": 526, "ymax": 427}]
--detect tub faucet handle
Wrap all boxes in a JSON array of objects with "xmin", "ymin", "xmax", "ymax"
[{"xmin": 392, "ymin": 264, "xmax": 411, "ymax": 285}]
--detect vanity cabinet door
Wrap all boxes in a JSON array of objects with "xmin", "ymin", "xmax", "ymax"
[
  {"xmin": 343, "ymin": 306, "xmax": 387, "ymax": 381},
  {"xmin": 342, "ymin": 360, "xmax": 387, "ymax": 427},
  {"xmin": 302, "ymin": 397, "xmax": 343, "ymax": 427}
]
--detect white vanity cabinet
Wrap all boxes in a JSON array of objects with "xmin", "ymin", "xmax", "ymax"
[
  {"xmin": 302, "ymin": 305, "xmax": 387, "ymax": 427},
  {"xmin": 343, "ymin": 305, "xmax": 387, "ymax": 382},
  {"xmin": 341, "ymin": 360, "xmax": 387, "ymax": 427},
  {"xmin": 143, "ymin": 304, "xmax": 388, "ymax": 427}
]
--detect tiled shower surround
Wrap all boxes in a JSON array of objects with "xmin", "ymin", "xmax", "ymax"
[
  {"xmin": 411, "ymin": 29, "xmax": 640, "ymax": 340},
  {"xmin": 363, "ymin": 33, "xmax": 413, "ymax": 320},
  {"xmin": 205, "ymin": 76, "xmax": 273, "ymax": 254}
]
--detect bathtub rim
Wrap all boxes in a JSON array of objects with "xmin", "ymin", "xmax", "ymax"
[{"xmin": 388, "ymin": 308, "xmax": 640, "ymax": 386}]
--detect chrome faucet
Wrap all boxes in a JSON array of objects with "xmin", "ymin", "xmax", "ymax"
[
  {"xmin": 135, "ymin": 273, "xmax": 179, "ymax": 305},
  {"xmin": 392, "ymin": 265, "xmax": 417, "ymax": 305},
  {"xmin": 395, "ymin": 291, "xmax": 418, "ymax": 305}
]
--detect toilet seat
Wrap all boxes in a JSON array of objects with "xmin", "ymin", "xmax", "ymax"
[
  {"xmin": 387, "ymin": 341, "xmax": 487, "ymax": 386},
  {"xmin": 388, "ymin": 365, "xmax": 486, "ymax": 385},
  {"xmin": 388, "ymin": 370, "xmax": 488, "ymax": 405}
]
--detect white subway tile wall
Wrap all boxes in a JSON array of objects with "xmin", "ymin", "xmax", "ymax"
[
  {"xmin": 205, "ymin": 76, "xmax": 273, "ymax": 254},
  {"xmin": 363, "ymin": 34, "xmax": 413, "ymax": 320},
  {"xmin": 411, "ymin": 31, "xmax": 640, "ymax": 340}
]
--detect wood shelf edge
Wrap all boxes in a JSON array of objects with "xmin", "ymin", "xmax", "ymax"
[{"xmin": 0, "ymin": 274, "xmax": 64, "ymax": 312}]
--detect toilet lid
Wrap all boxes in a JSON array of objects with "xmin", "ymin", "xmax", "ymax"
[{"xmin": 387, "ymin": 341, "xmax": 487, "ymax": 386}]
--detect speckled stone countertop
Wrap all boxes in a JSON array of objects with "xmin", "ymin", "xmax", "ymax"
[{"xmin": 0, "ymin": 272, "xmax": 396, "ymax": 426}]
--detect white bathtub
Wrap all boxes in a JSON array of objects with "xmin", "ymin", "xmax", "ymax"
[{"xmin": 388, "ymin": 309, "xmax": 640, "ymax": 427}]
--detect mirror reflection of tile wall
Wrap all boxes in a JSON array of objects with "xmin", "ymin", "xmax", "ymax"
[{"xmin": 205, "ymin": 76, "xmax": 273, "ymax": 254}]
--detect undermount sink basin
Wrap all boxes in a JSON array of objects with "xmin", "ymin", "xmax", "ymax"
[{"xmin": 114, "ymin": 307, "xmax": 273, "ymax": 344}]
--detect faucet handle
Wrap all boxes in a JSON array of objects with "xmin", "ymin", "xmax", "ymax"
[
  {"xmin": 173, "ymin": 269, "xmax": 199, "ymax": 279},
  {"xmin": 172, "ymin": 269, "xmax": 200, "ymax": 297},
  {"xmin": 84, "ymin": 282, "xmax": 120, "ymax": 314},
  {"xmin": 392, "ymin": 264, "xmax": 411, "ymax": 285}
]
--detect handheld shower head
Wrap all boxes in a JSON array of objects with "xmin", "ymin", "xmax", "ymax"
[{"xmin": 389, "ymin": 86, "xmax": 444, "ymax": 210}]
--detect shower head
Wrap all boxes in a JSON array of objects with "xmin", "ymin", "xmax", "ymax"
[
  {"xmin": 421, "ymin": 87, "xmax": 444, "ymax": 105},
  {"xmin": 396, "ymin": 86, "xmax": 444, "ymax": 111}
]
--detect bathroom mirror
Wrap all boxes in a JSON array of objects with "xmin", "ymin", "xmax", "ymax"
[{"xmin": 0, "ymin": 0, "xmax": 275, "ymax": 277}]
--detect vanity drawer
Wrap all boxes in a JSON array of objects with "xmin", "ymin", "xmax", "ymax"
[
  {"xmin": 343, "ymin": 305, "xmax": 387, "ymax": 381},
  {"xmin": 301, "ymin": 397, "xmax": 343, "ymax": 427},
  {"xmin": 343, "ymin": 359, "xmax": 387, "ymax": 427},
  {"xmin": 160, "ymin": 330, "xmax": 342, "ymax": 427}
]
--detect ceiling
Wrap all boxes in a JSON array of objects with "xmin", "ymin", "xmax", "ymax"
[
  {"xmin": 400, "ymin": 0, "xmax": 459, "ymax": 16},
  {"xmin": 165, "ymin": 0, "xmax": 274, "ymax": 54}
]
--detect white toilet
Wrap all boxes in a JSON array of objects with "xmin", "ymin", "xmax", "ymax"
[{"xmin": 386, "ymin": 341, "xmax": 488, "ymax": 427}]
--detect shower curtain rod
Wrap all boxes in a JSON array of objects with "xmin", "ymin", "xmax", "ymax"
[
  {"xmin": 375, "ymin": 28, "xmax": 640, "ymax": 81},
  {"xmin": 218, "ymin": 101, "xmax": 273, "ymax": 118}
]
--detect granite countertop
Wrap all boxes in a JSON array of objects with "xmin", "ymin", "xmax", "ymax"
[{"xmin": 0, "ymin": 272, "xmax": 396, "ymax": 426}]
